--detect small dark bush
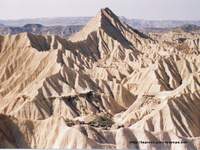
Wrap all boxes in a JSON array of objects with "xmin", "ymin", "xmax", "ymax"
[{"xmin": 89, "ymin": 114, "xmax": 114, "ymax": 128}]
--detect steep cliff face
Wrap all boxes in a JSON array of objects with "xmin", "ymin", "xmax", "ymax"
[{"xmin": 0, "ymin": 8, "xmax": 200, "ymax": 149}]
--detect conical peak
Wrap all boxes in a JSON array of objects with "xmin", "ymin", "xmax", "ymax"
[
  {"xmin": 100, "ymin": 7, "xmax": 113, "ymax": 15},
  {"xmin": 100, "ymin": 7, "xmax": 118, "ymax": 18},
  {"xmin": 98, "ymin": 7, "xmax": 120, "ymax": 24},
  {"xmin": 69, "ymin": 8, "xmax": 122, "ymax": 42}
]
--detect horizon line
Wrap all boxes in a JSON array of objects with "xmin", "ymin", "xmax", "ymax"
[{"xmin": 1, "ymin": 16, "xmax": 200, "ymax": 22}]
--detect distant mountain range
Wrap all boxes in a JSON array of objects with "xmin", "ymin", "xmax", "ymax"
[
  {"xmin": 0, "ymin": 23, "xmax": 199, "ymax": 38},
  {"xmin": 0, "ymin": 23, "xmax": 83, "ymax": 37},
  {"xmin": 140, "ymin": 24, "xmax": 200, "ymax": 33},
  {"xmin": 0, "ymin": 17, "xmax": 200, "ymax": 37},
  {"xmin": 0, "ymin": 17, "xmax": 200, "ymax": 28},
  {"xmin": 0, "ymin": 17, "xmax": 91, "ymax": 27},
  {"xmin": 123, "ymin": 18, "xmax": 200, "ymax": 29}
]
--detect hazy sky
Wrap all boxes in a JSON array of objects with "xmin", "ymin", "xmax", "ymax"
[{"xmin": 0, "ymin": 0, "xmax": 200, "ymax": 20}]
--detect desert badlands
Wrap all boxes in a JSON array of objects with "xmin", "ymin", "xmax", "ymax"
[{"xmin": 0, "ymin": 8, "xmax": 200, "ymax": 150}]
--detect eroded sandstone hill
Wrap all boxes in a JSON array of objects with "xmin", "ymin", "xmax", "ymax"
[{"xmin": 0, "ymin": 8, "xmax": 200, "ymax": 149}]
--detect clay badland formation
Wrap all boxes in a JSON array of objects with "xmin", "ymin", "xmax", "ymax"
[{"xmin": 0, "ymin": 8, "xmax": 200, "ymax": 149}]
